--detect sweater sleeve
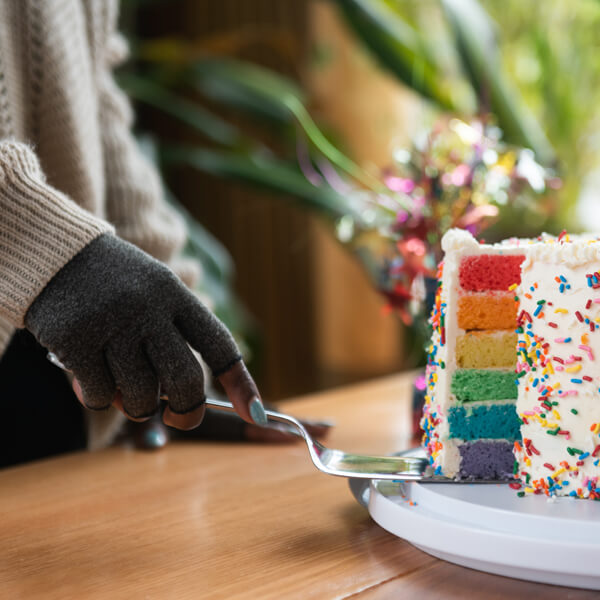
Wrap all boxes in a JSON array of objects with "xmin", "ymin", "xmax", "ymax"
[
  {"xmin": 97, "ymin": 24, "xmax": 200, "ymax": 289},
  {"xmin": 0, "ymin": 141, "xmax": 113, "ymax": 327}
]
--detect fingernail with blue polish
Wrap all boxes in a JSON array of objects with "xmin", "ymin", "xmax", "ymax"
[{"xmin": 249, "ymin": 396, "xmax": 268, "ymax": 426}]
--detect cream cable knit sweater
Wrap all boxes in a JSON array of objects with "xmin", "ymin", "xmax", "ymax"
[{"xmin": 0, "ymin": 1, "xmax": 200, "ymax": 448}]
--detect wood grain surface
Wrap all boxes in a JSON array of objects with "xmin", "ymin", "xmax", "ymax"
[{"xmin": 0, "ymin": 373, "xmax": 596, "ymax": 599}]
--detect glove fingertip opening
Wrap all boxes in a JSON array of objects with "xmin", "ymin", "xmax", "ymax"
[
  {"xmin": 211, "ymin": 355, "xmax": 242, "ymax": 378},
  {"xmin": 165, "ymin": 395, "xmax": 206, "ymax": 416}
]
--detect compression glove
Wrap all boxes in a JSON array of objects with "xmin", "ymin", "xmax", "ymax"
[{"xmin": 25, "ymin": 233, "xmax": 241, "ymax": 419}]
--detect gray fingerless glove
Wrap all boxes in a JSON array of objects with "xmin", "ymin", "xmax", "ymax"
[{"xmin": 25, "ymin": 234, "xmax": 242, "ymax": 418}]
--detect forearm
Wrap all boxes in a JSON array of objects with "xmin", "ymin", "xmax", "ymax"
[{"xmin": 0, "ymin": 141, "xmax": 112, "ymax": 326}]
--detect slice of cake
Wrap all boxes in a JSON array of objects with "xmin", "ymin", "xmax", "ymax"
[
  {"xmin": 422, "ymin": 228, "xmax": 600, "ymax": 498},
  {"xmin": 421, "ymin": 229, "xmax": 525, "ymax": 479}
]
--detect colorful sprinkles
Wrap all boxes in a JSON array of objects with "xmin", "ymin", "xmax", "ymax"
[
  {"xmin": 514, "ymin": 235, "xmax": 600, "ymax": 499},
  {"xmin": 421, "ymin": 261, "xmax": 445, "ymax": 470}
]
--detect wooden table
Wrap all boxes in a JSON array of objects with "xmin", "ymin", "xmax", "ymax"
[{"xmin": 1, "ymin": 373, "xmax": 597, "ymax": 599}]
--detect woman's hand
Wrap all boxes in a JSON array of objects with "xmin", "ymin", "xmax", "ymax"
[
  {"xmin": 71, "ymin": 361, "xmax": 266, "ymax": 432},
  {"xmin": 28, "ymin": 234, "xmax": 266, "ymax": 429}
]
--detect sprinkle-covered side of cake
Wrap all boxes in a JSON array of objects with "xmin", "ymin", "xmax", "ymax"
[
  {"xmin": 421, "ymin": 229, "xmax": 525, "ymax": 479},
  {"xmin": 513, "ymin": 235, "xmax": 600, "ymax": 498}
]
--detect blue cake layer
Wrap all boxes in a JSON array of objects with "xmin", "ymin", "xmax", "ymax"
[
  {"xmin": 448, "ymin": 402, "xmax": 520, "ymax": 440},
  {"xmin": 458, "ymin": 440, "xmax": 515, "ymax": 479}
]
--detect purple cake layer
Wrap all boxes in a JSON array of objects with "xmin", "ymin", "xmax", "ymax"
[{"xmin": 458, "ymin": 440, "xmax": 515, "ymax": 480}]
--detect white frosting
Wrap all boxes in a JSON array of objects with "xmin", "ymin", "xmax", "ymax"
[{"xmin": 515, "ymin": 237, "xmax": 600, "ymax": 497}]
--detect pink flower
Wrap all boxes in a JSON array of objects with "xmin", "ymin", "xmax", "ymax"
[{"xmin": 384, "ymin": 175, "xmax": 416, "ymax": 194}]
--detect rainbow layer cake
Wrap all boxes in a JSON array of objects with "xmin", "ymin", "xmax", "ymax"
[
  {"xmin": 422, "ymin": 228, "xmax": 600, "ymax": 498},
  {"xmin": 422, "ymin": 229, "xmax": 524, "ymax": 480}
]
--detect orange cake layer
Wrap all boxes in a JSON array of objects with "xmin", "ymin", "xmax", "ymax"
[
  {"xmin": 456, "ymin": 330, "xmax": 517, "ymax": 368},
  {"xmin": 457, "ymin": 294, "xmax": 517, "ymax": 330}
]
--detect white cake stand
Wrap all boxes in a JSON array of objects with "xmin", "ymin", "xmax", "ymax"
[{"xmin": 349, "ymin": 449, "xmax": 600, "ymax": 590}]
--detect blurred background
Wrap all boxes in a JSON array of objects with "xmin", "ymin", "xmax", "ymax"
[{"xmin": 118, "ymin": 0, "xmax": 600, "ymax": 404}]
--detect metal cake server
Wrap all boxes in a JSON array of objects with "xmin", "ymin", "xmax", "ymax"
[
  {"xmin": 206, "ymin": 400, "xmax": 515, "ymax": 483},
  {"xmin": 47, "ymin": 352, "xmax": 507, "ymax": 482},
  {"xmin": 206, "ymin": 397, "xmax": 432, "ymax": 480}
]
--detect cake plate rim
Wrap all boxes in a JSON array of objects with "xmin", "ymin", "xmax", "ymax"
[{"xmin": 348, "ymin": 448, "xmax": 600, "ymax": 590}]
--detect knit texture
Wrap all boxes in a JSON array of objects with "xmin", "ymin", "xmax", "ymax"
[
  {"xmin": 0, "ymin": 142, "xmax": 113, "ymax": 326},
  {"xmin": 26, "ymin": 234, "xmax": 241, "ymax": 418},
  {"xmin": 0, "ymin": 0, "xmax": 194, "ymax": 354},
  {"xmin": 0, "ymin": 1, "xmax": 210, "ymax": 446}
]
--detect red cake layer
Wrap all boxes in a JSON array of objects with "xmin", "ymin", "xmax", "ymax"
[{"xmin": 459, "ymin": 254, "xmax": 525, "ymax": 291}]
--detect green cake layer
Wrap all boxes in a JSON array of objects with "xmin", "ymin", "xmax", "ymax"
[
  {"xmin": 450, "ymin": 369, "xmax": 517, "ymax": 403},
  {"xmin": 448, "ymin": 403, "xmax": 520, "ymax": 440}
]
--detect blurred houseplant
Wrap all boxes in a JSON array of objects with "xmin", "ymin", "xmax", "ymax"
[{"xmin": 118, "ymin": 0, "xmax": 600, "ymax": 356}]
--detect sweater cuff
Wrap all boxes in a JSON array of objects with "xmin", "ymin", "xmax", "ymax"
[{"xmin": 0, "ymin": 141, "xmax": 114, "ymax": 327}]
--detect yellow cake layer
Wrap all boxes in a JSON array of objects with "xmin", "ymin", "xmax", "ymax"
[
  {"xmin": 456, "ymin": 330, "xmax": 517, "ymax": 368},
  {"xmin": 457, "ymin": 294, "xmax": 517, "ymax": 330}
]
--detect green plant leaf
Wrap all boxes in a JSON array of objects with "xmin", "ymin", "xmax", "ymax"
[
  {"xmin": 189, "ymin": 58, "xmax": 384, "ymax": 191},
  {"xmin": 163, "ymin": 144, "xmax": 369, "ymax": 224},
  {"xmin": 333, "ymin": 0, "xmax": 456, "ymax": 111},
  {"xmin": 441, "ymin": 0, "xmax": 555, "ymax": 165},
  {"xmin": 191, "ymin": 58, "xmax": 302, "ymax": 124},
  {"xmin": 119, "ymin": 72, "xmax": 243, "ymax": 147}
]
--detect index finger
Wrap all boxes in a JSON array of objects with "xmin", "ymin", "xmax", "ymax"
[{"xmin": 217, "ymin": 361, "xmax": 266, "ymax": 425}]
